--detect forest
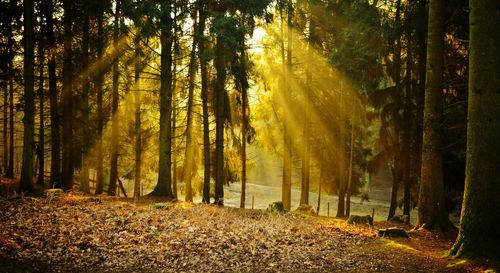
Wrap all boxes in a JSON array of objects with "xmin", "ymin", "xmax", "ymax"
[{"xmin": 0, "ymin": 0, "xmax": 499, "ymax": 272}]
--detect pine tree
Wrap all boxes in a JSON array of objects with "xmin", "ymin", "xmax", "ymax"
[
  {"xmin": 19, "ymin": 0, "xmax": 35, "ymax": 193},
  {"xmin": 450, "ymin": 0, "xmax": 500, "ymax": 259},
  {"xmin": 416, "ymin": 0, "xmax": 452, "ymax": 230}
]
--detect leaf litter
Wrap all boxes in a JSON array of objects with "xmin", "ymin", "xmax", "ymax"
[{"xmin": 0, "ymin": 193, "xmax": 491, "ymax": 272}]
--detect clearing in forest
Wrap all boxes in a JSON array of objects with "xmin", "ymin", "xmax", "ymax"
[{"xmin": 0, "ymin": 193, "xmax": 496, "ymax": 273}]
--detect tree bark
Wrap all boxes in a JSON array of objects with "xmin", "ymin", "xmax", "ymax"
[
  {"xmin": 388, "ymin": 0, "xmax": 402, "ymax": 221},
  {"xmin": 5, "ymin": 0, "xmax": 16, "ymax": 179},
  {"xmin": 19, "ymin": 0, "xmax": 35, "ymax": 193},
  {"xmin": 416, "ymin": 0, "xmax": 451, "ymax": 230},
  {"xmin": 411, "ymin": 0, "xmax": 427, "ymax": 202},
  {"xmin": 214, "ymin": 33, "xmax": 226, "ymax": 206},
  {"xmin": 171, "ymin": 55, "xmax": 178, "ymax": 200},
  {"xmin": 95, "ymin": 10, "xmax": 105, "ymax": 194},
  {"xmin": 450, "ymin": 0, "xmax": 500, "ymax": 260},
  {"xmin": 80, "ymin": 13, "xmax": 90, "ymax": 193},
  {"xmin": 44, "ymin": 0, "xmax": 60, "ymax": 188},
  {"xmin": 281, "ymin": 1, "xmax": 293, "ymax": 211},
  {"xmin": 198, "ymin": 0, "xmax": 211, "ymax": 204},
  {"xmin": 151, "ymin": 0, "xmax": 174, "ymax": 197},
  {"xmin": 37, "ymin": 19, "xmax": 45, "ymax": 186},
  {"xmin": 240, "ymin": 54, "xmax": 248, "ymax": 209},
  {"xmin": 183, "ymin": 9, "xmax": 199, "ymax": 203},
  {"xmin": 108, "ymin": 0, "xmax": 121, "ymax": 196},
  {"xmin": 133, "ymin": 37, "xmax": 142, "ymax": 201},
  {"xmin": 402, "ymin": 32, "xmax": 413, "ymax": 217},
  {"xmin": 300, "ymin": 1, "xmax": 313, "ymax": 207},
  {"xmin": 336, "ymin": 81, "xmax": 346, "ymax": 218},
  {"xmin": 346, "ymin": 120, "xmax": 354, "ymax": 217},
  {"xmin": 2, "ymin": 74, "xmax": 7, "ymax": 174},
  {"xmin": 61, "ymin": 0, "xmax": 74, "ymax": 190}
]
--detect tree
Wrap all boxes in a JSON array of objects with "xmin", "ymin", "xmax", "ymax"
[
  {"xmin": 36, "ymin": 12, "xmax": 45, "ymax": 186},
  {"xmin": 5, "ymin": 0, "xmax": 18, "ymax": 179},
  {"xmin": 19, "ymin": 0, "xmax": 35, "ymax": 193},
  {"xmin": 336, "ymin": 82, "xmax": 346, "ymax": 218},
  {"xmin": 44, "ymin": 0, "xmax": 60, "ymax": 188},
  {"xmin": 150, "ymin": 0, "xmax": 174, "ymax": 198},
  {"xmin": 281, "ymin": 0, "xmax": 292, "ymax": 211},
  {"xmin": 239, "ymin": 52, "xmax": 249, "ymax": 209},
  {"xmin": 416, "ymin": 0, "xmax": 451, "ymax": 230},
  {"xmin": 198, "ymin": 0, "xmax": 211, "ymax": 204},
  {"xmin": 2, "ymin": 72, "xmax": 6, "ymax": 174},
  {"xmin": 80, "ymin": 6, "xmax": 91, "ymax": 193},
  {"xmin": 183, "ymin": 6, "xmax": 199, "ymax": 203},
  {"xmin": 387, "ymin": 0, "xmax": 402, "ymax": 221},
  {"xmin": 108, "ymin": 0, "xmax": 121, "ymax": 196},
  {"xmin": 450, "ymin": 0, "xmax": 500, "ymax": 260},
  {"xmin": 61, "ymin": 0, "xmax": 74, "ymax": 190},
  {"xmin": 133, "ymin": 37, "xmax": 142, "ymax": 201},
  {"xmin": 300, "ymin": 0, "xmax": 314, "ymax": 207},
  {"xmin": 213, "ymin": 11, "xmax": 228, "ymax": 206},
  {"xmin": 94, "ymin": 4, "xmax": 106, "ymax": 195}
]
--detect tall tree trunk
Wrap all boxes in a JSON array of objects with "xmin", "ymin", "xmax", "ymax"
[
  {"xmin": 7, "ymin": 67, "xmax": 14, "ymax": 178},
  {"xmin": 336, "ymin": 81, "xmax": 346, "ymax": 218},
  {"xmin": 416, "ymin": 0, "xmax": 451, "ymax": 230},
  {"xmin": 19, "ymin": 0, "xmax": 35, "ymax": 193},
  {"xmin": 402, "ymin": 33, "xmax": 413, "ymax": 217},
  {"xmin": 412, "ymin": 0, "xmax": 427, "ymax": 191},
  {"xmin": 80, "ymin": 13, "xmax": 90, "ymax": 193},
  {"xmin": 346, "ymin": 120, "xmax": 354, "ymax": 217},
  {"xmin": 450, "ymin": 0, "xmax": 500, "ymax": 260},
  {"xmin": 317, "ymin": 157, "xmax": 324, "ymax": 215},
  {"xmin": 198, "ymin": 0, "xmax": 211, "ymax": 204},
  {"xmin": 281, "ymin": 1, "xmax": 292, "ymax": 211},
  {"xmin": 240, "ymin": 55, "xmax": 248, "ymax": 209},
  {"xmin": 171, "ymin": 57, "xmax": 178, "ymax": 200},
  {"xmin": 2, "ymin": 76, "xmax": 7, "ymax": 174},
  {"xmin": 44, "ymin": 0, "xmax": 60, "ymax": 188},
  {"xmin": 388, "ymin": 0, "xmax": 402, "ymax": 221},
  {"xmin": 5, "ymin": 0, "xmax": 16, "ymax": 179},
  {"xmin": 183, "ymin": 10, "xmax": 199, "ymax": 203},
  {"xmin": 214, "ymin": 33, "xmax": 226, "ymax": 206},
  {"xmin": 151, "ymin": 0, "xmax": 174, "ymax": 197},
  {"xmin": 108, "ymin": 0, "xmax": 121, "ymax": 196},
  {"xmin": 300, "ymin": 1, "xmax": 313, "ymax": 206},
  {"xmin": 37, "ymin": 20, "xmax": 45, "ymax": 186},
  {"xmin": 133, "ymin": 38, "xmax": 142, "ymax": 201},
  {"xmin": 95, "ymin": 10, "xmax": 105, "ymax": 194},
  {"xmin": 61, "ymin": 0, "xmax": 74, "ymax": 190}
]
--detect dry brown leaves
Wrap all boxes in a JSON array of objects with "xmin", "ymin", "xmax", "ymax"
[{"xmin": 0, "ymin": 193, "xmax": 483, "ymax": 273}]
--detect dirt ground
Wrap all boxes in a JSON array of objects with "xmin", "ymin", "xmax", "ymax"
[{"xmin": 0, "ymin": 192, "xmax": 497, "ymax": 273}]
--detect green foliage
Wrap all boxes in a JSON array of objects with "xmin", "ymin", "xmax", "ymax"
[
  {"xmin": 328, "ymin": 0, "xmax": 384, "ymax": 92},
  {"xmin": 211, "ymin": 15, "xmax": 245, "ymax": 51},
  {"xmin": 81, "ymin": 0, "xmax": 112, "ymax": 17},
  {"xmin": 122, "ymin": 0, "xmax": 161, "ymax": 38},
  {"xmin": 225, "ymin": 0, "xmax": 271, "ymax": 17}
]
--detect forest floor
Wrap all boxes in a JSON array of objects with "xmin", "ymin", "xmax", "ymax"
[{"xmin": 0, "ymin": 190, "xmax": 498, "ymax": 273}]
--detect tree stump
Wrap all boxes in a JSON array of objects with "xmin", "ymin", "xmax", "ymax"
[{"xmin": 378, "ymin": 227, "xmax": 410, "ymax": 238}]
